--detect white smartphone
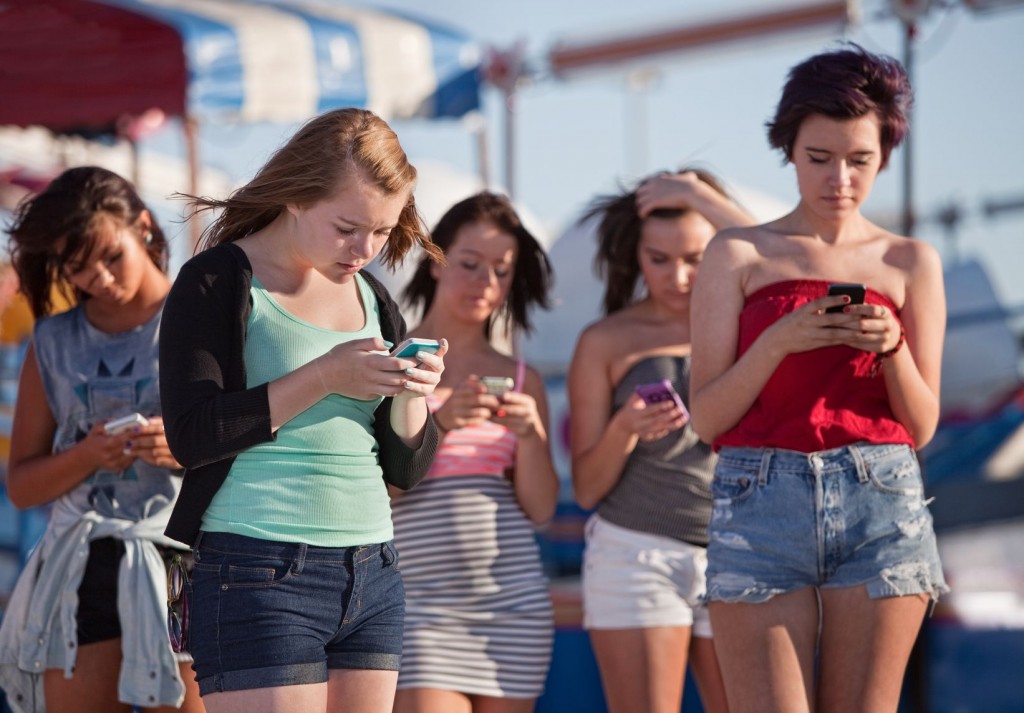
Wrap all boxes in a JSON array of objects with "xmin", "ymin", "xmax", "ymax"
[
  {"xmin": 390, "ymin": 338, "xmax": 441, "ymax": 359},
  {"xmin": 104, "ymin": 412, "xmax": 149, "ymax": 436}
]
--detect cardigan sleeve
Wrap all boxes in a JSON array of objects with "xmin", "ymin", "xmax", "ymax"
[
  {"xmin": 159, "ymin": 250, "xmax": 274, "ymax": 469},
  {"xmin": 363, "ymin": 270, "xmax": 439, "ymax": 490}
]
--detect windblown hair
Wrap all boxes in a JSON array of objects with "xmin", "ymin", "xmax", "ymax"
[
  {"xmin": 6, "ymin": 166, "xmax": 168, "ymax": 318},
  {"xmin": 584, "ymin": 167, "xmax": 729, "ymax": 315},
  {"xmin": 767, "ymin": 42, "xmax": 912, "ymax": 169},
  {"xmin": 184, "ymin": 107, "xmax": 443, "ymax": 268},
  {"xmin": 403, "ymin": 192, "xmax": 553, "ymax": 338}
]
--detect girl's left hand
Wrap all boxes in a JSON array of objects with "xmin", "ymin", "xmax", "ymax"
[
  {"xmin": 123, "ymin": 415, "xmax": 183, "ymax": 469},
  {"xmin": 393, "ymin": 339, "xmax": 448, "ymax": 400},
  {"xmin": 828, "ymin": 303, "xmax": 903, "ymax": 354},
  {"xmin": 489, "ymin": 390, "xmax": 542, "ymax": 439}
]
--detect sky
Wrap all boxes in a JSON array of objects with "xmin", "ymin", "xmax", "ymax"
[{"xmin": 144, "ymin": 0, "xmax": 1024, "ymax": 311}]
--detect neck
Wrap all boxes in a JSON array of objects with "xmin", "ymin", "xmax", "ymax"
[
  {"xmin": 790, "ymin": 202, "xmax": 868, "ymax": 244},
  {"xmin": 414, "ymin": 308, "xmax": 492, "ymax": 352}
]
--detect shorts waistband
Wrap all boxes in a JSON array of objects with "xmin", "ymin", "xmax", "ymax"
[
  {"xmin": 717, "ymin": 443, "xmax": 913, "ymax": 480},
  {"xmin": 194, "ymin": 531, "xmax": 390, "ymax": 566}
]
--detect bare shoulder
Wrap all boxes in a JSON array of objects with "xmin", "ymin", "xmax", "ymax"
[{"xmin": 882, "ymin": 230, "xmax": 943, "ymax": 276}]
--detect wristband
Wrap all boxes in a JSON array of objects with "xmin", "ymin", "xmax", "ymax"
[{"xmin": 870, "ymin": 326, "xmax": 906, "ymax": 377}]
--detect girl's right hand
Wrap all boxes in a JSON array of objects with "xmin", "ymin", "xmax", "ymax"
[
  {"xmin": 434, "ymin": 375, "xmax": 496, "ymax": 432},
  {"xmin": 763, "ymin": 294, "xmax": 866, "ymax": 356},
  {"xmin": 88, "ymin": 421, "xmax": 138, "ymax": 473},
  {"xmin": 316, "ymin": 337, "xmax": 420, "ymax": 400},
  {"xmin": 614, "ymin": 392, "xmax": 688, "ymax": 442}
]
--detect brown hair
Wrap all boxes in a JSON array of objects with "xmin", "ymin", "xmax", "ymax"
[
  {"xmin": 403, "ymin": 192, "xmax": 553, "ymax": 338},
  {"xmin": 6, "ymin": 166, "xmax": 168, "ymax": 318},
  {"xmin": 184, "ymin": 108, "xmax": 443, "ymax": 268},
  {"xmin": 584, "ymin": 167, "xmax": 730, "ymax": 315}
]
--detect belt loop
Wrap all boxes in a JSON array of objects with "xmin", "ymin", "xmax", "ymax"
[
  {"xmin": 192, "ymin": 531, "xmax": 204, "ymax": 561},
  {"xmin": 849, "ymin": 444, "xmax": 869, "ymax": 483},
  {"xmin": 758, "ymin": 448, "xmax": 773, "ymax": 486},
  {"xmin": 292, "ymin": 543, "xmax": 308, "ymax": 575}
]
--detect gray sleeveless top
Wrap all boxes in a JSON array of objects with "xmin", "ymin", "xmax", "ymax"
[
  {"xmin": 33, "ymin": 305, "xmax": 179, "ymax": 521},
  {"xmin": 596, "ymin": 354, "xmax": 715, "ymax": 546}
]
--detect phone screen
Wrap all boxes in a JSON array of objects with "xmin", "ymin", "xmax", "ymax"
[{"xmin": 825, "ymin": 283, "xmax": 866, "ymax": 314}]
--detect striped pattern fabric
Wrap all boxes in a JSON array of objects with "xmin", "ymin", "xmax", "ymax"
[
  {"xmin": 0, "ymin": 0, "xmax": 482, "ymax": 130},
  {"xmin": 391, "ymin": 474, "xmax": 554, "ymax": 698},
  {"xmin": 423, "ymin": 395, "xmax": 517, "ymax": 478}
]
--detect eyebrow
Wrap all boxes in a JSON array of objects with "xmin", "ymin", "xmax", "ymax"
[{"xmin": 805, "ymin": 146, "xmax": 875, "ymax": 156}]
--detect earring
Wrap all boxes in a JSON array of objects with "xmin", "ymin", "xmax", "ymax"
[{"xmin": 143, "ymin": 232, "xmax": 153, "ymax": 245}]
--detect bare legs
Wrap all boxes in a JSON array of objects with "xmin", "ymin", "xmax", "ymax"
[
  {"xmin": 590, "ymin": 626, "xmax": 728, "ymax": 713},
  {"xmin": 710, "ymin": 586, "xmax": 929, "ymax": 713},
  {"xmin": 201, "ymin": 669, "xmax": 398, "ymax": 713},
  {"xmin": 43, "ymin": 641, "xmax": 205, "ymax": 713},
  {"xmin": 392, "ymin": 688, "xmax": 536, "ymax": 713}
]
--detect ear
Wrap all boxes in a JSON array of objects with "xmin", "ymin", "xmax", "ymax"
[
  {"xmin": 429, "ymin": 259, "xmax": 444, "ymax": 281},
  {"xmin": 137, "ymin": 209, "xmax": 153, "ymax": 233},
  {"xmin": 285, "ymin": 203, "xmax": 301, "ymax": 219}
]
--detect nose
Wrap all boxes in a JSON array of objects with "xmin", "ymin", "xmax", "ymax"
[
  {"xmin": 350, "ymin": 231, "xmax": 376, "ymax": 260},
  {"xmin": 473, "ymin": 266, "xmax": 499, "ymax": 288},
  {"xmin": 829, "ymin": 160, "xmax": 852, "ymax": 188},
  {"xmin": 675, "ymin": 262, "xmax": 695, "ymax": 288}
]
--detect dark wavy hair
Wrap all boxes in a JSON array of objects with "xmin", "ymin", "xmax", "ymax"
[
  {"xmin": 183, "ymin": 107, "xmax": 443, "ymax": 269},
  {"xmin": 6, "ymin": 166, "xmax": 168, "ymax": 318},
  {"xmin": 767, "ymin": 42, "xmax": 912, "ymax": 169},
  {"xmin": 583, "ymin": 167, "xmax": 729, "ymax": 316},
  {"xmin": 403, "ymin": 192, "xmax": 553, "ymax": 338}
]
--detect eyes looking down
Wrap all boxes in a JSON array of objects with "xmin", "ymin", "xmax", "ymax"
[
  {"xmin": 432, "ymin": 220, "xmax": 518, "ymax": 316},
  {"xmin": 638, "ymin": 211, "xmax": 716, "ymax": 297}
]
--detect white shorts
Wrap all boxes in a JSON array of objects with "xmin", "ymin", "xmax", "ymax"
[{"xmin": 582, "ymin": 514, "xmax": 713, "ymax": 638}]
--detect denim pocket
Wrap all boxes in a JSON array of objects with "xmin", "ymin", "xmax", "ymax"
[
  {"xmin": 713, "ymin": 460, "xmax": 759, "ymax": 504},
  {"xmin": 865, "ymin": 447, "xmax": 923, "ymax": 497},
  {"xmin": 196, "ymin": 551, "xmax": 296, "ymax": 590}
]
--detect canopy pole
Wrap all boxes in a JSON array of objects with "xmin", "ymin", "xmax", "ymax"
[{"xmin": 183, "ymin": 115, "xmax": 201, "ymax": 253}]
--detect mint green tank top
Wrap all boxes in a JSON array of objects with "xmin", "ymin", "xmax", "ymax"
[{"xmin": 201, "ymin": 273, "xmax": 392, "ymax": 547}]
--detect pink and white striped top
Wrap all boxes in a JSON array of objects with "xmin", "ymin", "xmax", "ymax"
[{"xmin": 424, "ymin": 361, "xmax": 525, "ymax": 479}]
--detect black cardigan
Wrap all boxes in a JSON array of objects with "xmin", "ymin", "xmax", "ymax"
[{"xmin": 159, "ymin": 242, "xmax": 438, "ymax": 545}]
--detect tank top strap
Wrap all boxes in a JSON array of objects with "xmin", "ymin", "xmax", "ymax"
[{"xmin": 513, "ymin": 358, "xmax": 526, "ymax": 393}]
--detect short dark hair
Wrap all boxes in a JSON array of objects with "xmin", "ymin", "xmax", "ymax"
[
  {"xmin": 403, "ymin": 192, "xmax": 553, "ymax": 337},
  {"xmin": 584, "ymin": 167, "xmax": 729, "ymax": 315},
  {"xmin": 767, "ymin": 43, "xmax": 911, "ymax": 169},
  {"xmin": 6, "ymin": 166, "xmax": 168, "ymax": 317}
]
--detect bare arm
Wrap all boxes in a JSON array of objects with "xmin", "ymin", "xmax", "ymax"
[
  {"xmin": 6, "ymin": 343, "xmax": 136, "ymax": 508},
  {"xmin": 568, "ymin": 325, "xmax": 684, "ymax": 510},
  {"xmin": 635, "ymin": 171, "xmax": 756, "ymax": 229},
  {"xmin": 496, "ymin": 367, "xmax": 560, "ymax": 525},
  {"xmin": 869, "ymin": 243, "xmax": 945, "ymax": 447}
]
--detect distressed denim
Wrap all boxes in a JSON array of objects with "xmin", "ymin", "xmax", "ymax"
[
  {"xmin": 189, "ymin": 531, "xmax": 404, "ymax": 696},
  {"xmin": 706, "ymin": 443, "xmax": 948, "ymax": 604}
]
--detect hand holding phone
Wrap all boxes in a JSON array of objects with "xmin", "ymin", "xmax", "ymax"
[
  {"xmin": 389, "ymin": 338, "xmax": 441, "ymax": 359},
  {"xmin": 104, "ymin": 412, "xmax": 149, "ymax": 436},
  {"xmin": 634, "ymin": 380, "xmax": 689, "ymax": 418},
  {"xmin": 479, "ymin": 376, "xmax": 514, "ymax": 397},
  {"xmin": 825, "ymin": 283, "xmax": 866, "ymax": 313}
]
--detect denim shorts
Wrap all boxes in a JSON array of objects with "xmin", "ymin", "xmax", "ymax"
[
  {"xmin": 189, "ymin": 531, "xmax": 404, "ymax": 696},
  {"xmin": 705, "ymin": 443, "xmax": 948, "ymax": 604},
  {"xmin": 582, "ymin": 515, "xmax": 713, "ymax": 637}
]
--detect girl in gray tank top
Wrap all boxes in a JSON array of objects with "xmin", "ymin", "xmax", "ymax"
[{"xmin": 568, "ymin": 167, "xmax": 752, "ymax": 713}]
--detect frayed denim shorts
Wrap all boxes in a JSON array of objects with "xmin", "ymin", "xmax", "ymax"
[
  {"xmin": 705, "ymin": 443, "xmax": 948, "ymax": 605},
  {"xmin": 189, "ymin": 531, "xmax": 404, "ymax": 696}
]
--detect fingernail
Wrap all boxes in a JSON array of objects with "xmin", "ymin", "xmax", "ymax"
[
  {"xmin": 125, "ymin": 440, "xmax": 133, "ymax": 448},
  {"xmin": 405, "ymin": 380, "xmax": 414, "ymax": 389},
  {"xmin": 383, "ymin": 340, "xmax": 394, "ymax": 348},
  {"xmin": 497, "ymin": 410, "xmax": 506, "ymax": 418},
  {"xmin": 405, "ymin": 367, "xmax": 415, "ymax": 375},
  {"xmin": 416, "ymin": 352, "xmax": 430, "ymax": 360}
]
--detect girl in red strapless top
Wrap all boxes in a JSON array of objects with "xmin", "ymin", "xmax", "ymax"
[{"xmin": 688, "ymin": 45, "xmax": 947, "ymax": 713}]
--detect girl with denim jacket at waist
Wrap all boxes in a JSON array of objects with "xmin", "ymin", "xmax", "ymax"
[
  {"xmin": 689, "ymin": 44, "xmax": 948, "ymax": 713},
  {"xmin": 159, "ymin": 108, "xmax": 445, "ymax": 713},
  {"xmin": 0, "ymin": 166, "xmax": 203, "ymax": 712}
]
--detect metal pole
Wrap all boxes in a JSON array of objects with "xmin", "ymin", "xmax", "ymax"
[
  {"xmin": 503, "ymin": 89, "xmax": 516, "ymax": 199},
  {"xmin": 901, "ymin": 22, "xmax": 916, "ymax": 237}
]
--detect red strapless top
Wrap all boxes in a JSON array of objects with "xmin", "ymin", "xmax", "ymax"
[{"xmin": 713, "ymin": 279, "xmax": 915, "ymax": 453}]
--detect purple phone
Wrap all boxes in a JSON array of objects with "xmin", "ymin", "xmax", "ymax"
[{"xmin": 635, "ymin": 379, "xmax": 689, "ymax": 418}]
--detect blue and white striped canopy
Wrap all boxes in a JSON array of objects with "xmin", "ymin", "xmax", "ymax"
[{"xmin": 0, "ymin": 0, "xmax": 483, "ymax": 130}]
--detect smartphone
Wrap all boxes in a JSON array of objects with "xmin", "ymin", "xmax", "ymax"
[
  {"xmin": 634, "ymin": 380, "xmax": 689, "ymax": 418},
  {"xmin": 390, "ymin": 338, "xmax": 441, "ymax": 359},
  {"xmin": 480, "ymin": 376, "xmax": 514, "ymax": 397},
  {"xmin": 104, "ymin": 412, "xmax": 149, "ymax": 436},
  {"xmin": 825, "ymin": 282, "xmax": 866, "ymax": 313}
]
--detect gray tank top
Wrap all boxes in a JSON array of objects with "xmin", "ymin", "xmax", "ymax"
[
  {"xmin": 597, "ymin": 354, "xmax": 715, "ymax": 546},
  {"xmin": 33, "ymin": 305, "xmax": 179, "ymax": 521}
]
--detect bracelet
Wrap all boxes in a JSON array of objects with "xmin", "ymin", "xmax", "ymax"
[
  {"xmin": 869, "ymin": 326, "xmax": 906, "ymax": 377},
  {"xmin": 313, "ymin": 357, "xmax": 332, "ymax": 395}
]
